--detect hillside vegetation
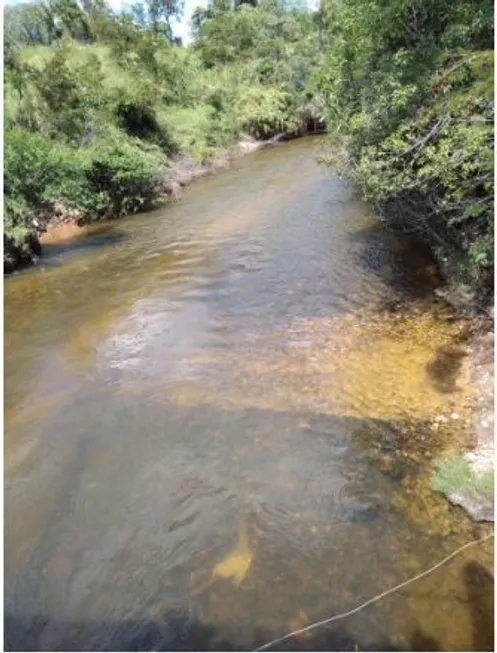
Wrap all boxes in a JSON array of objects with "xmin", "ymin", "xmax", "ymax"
[
  {"xmin": 4, "ymin": 0, "xmax": 494, "ymax": 308},
  {"xmin": 4, "ymin": 0, "xmax": 322, "ymax": 270}
]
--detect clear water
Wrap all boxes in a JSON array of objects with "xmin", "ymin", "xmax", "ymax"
[{"xmin": 5, "ymin": 138, "xmax": 493, "ymax": 651}]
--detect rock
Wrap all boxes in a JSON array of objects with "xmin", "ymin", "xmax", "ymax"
[
  {"xmin": 447, "ymin": 490, "xmax": 494, "ymax": 522},
  {"xmin": 342, "ymin": 499, "xmax": 381, "ymax": 523},
  {"xmin": 161, "ymin": 180, "xmax": 182, "ymax": 197},
  {"xmin": 176, "ymin": 172, "xmax": 193, "ymax": 187}
]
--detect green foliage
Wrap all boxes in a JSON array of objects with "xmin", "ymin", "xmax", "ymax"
[
  {"xmin": 193, "ymin": 4, "xmax": 266, "ymax": 68},
  {"xmin": 35, "ymin": 43, "xmax": 93, "ymax": 141},
  {"xmin": 317, "ymin": 0, "xmax": 494, "ymax": 304},
  {"xmin": 6, "ymin": 225, "xmax": 36, "ymax": 250},
  {"xmin": 4, "ymin": 3, "xmax": 61, "ymax": 48},
  {"xmin": 3, "ymin": 0, "xmax": 324, "ymax": 271},
  {"xmin": 5, "ymin": 126, "xmax": 163, "ymax": 224},
  {"xmin": 157, "ymin": 104, "xmax": 224, "ymax": 161},
  {"xmin": 4, "ymin": 196, "xmax": 33, "ymax": 232},
  {"xmin": 235, "ymin": 85, "xmax": 297, "ymax": 138},
  {"xmin": 351, "ymin": 51, "xmax": 493, "ymax": 296},
  {"xmin": 4, "ymin": 227, "xmax": 41, "ymax": 273},
  {"xmin": 115, "ymin": 97, "xmax": 175, "ymax": 151},
  {"xmin": 4, "ymin": 129, "xmax": 61, "ymax": 205},
  {"xmin": 83, "ymin": 140, "xmax": 161, "ymax": 216}
]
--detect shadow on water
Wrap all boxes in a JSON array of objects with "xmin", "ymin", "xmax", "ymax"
[
  {"xmin": 5, "ymin": 397, "xmax": 493, "ymax": 652},
  {"xmin": 464, "ymin": 562, "xmax": 495, "ymax": 652},
  {"xmin": 39, "ymin": 227, "xmax": 129, "ymax": 266},
  {"xmin": 426, "ymin": 344, "xmax": 467, "ymax": 394},
  {"xmin": 7, "ymin": 560, "xmax": 494, "ymax": 651},
  {"xmin": 4, "ymin": 611, "xmax": 415, "ymax": 651},
  {"xmin": 348, "ymin": 224, "xmax": 441, "ymax": 305}
]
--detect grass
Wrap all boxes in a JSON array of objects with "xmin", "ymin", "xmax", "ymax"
[{"xmin": 432, "ymin": 453, "xmax": 494, "ymax": 498}]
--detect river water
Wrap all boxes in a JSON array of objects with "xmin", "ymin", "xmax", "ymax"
[{"xmin": 5, "ymin": 138, "xmax": 493, "ymax": 651}]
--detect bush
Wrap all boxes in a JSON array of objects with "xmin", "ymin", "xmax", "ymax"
[
  {"xmin": 5, "ymin": 128, "xmax": 93, "ymax": 221},
  {"xmin": 5, "ymin": 125, "xmax": 164, "ymax": 223},
  {"xmin": 82, "ymin": 140, "xmax": 161, "ymax": 217},
  {"xmin": 157, "ymin": 104, "xmax": 230, "ymax": 162},
  {"xmin": 317, "ymin": 0, "xmax": 494, "ymax": 305},
  {"xmin": 352, "ymin": 51, "xmax": 494, "ymax": 300},
  {"xmin": 4, "ymin": 128, "xmax": 60, "ymax": 205},
  {"xmin": 234, "ymin": 85, "xmax": 297, "ymax": 138},
  {"xmin": 4, "ymin": 195, "xmax": 33, "ymax": 231}
]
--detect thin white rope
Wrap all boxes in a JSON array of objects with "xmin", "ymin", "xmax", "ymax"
[{"xmin": 254, "ymin": 532, "xmax": 494, "ymax": 651}]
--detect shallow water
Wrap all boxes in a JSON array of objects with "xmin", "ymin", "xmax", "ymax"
[{"xmin": 5, "ymin": 138, "xmax": 493, "ymax": 651}]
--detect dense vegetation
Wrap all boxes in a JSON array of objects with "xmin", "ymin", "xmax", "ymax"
[
  {"xmin": 4, "ymin": 0, "xmax": 323, "ymax": 270},
  {"xmin": 318, "ymin": 0, "xmax": 494, "ymax": 308},
  {"xmin": 4, "ymin": 0, "xmax": 494, "ymax": 307}
]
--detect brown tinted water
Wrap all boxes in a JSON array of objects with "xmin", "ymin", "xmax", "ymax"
[{"xmin": 5, "ymin": 138, "xmax": 493, "ymax": 651}]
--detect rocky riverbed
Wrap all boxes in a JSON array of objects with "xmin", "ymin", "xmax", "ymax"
[{"xmin": 433, "ymin": 315, "xmax": 494, "ymax": 523}]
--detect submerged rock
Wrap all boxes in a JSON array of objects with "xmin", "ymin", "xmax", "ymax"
[
  {"xmin": 342, "ymin": 499, "xmax": 381, "ymax": 523},
  {"xmin": 446, "ymin": 487, "xmax": 493, "ymax": 522},
  {"xmin": 211, "ymin": 520, "xmax": 253, "ymax": 586}
]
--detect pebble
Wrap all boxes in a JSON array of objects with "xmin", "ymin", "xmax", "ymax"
[
  {"xmin": 481, "ymin": 420, "xmax": 489, "ymax": 428},
  {"xmin": 451, "ymin": 412, "xmax": 459, "ymax": 420}
]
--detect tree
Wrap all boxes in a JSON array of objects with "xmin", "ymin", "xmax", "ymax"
[
  {"xmin": 4, "ymin": 2, "xmax": 61, "ymax": 47},
  {"xmin": 146, "ymin": 0, "xmax": 184, "ymax": 38},
  {"xmin": 48, "ymin": 0, "xmax": 93, "ymax": 41}
]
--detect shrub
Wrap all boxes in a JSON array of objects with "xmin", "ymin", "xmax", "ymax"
[
  {"xmin": 4, "ymin": 195, "xmax": 33, "ymax": 231},
  {"xmin": 350, "ymin": 51, "xmax": 494, "ymax": 300},
  {"xmin": 157, "ymin": 104, "xmax": 229, "ymax": 162},
  {"xmin": 234, "ymin": 85, "xmax": 297, "ymax": 139},
  {"xmin": 82, "ymin": 140, "xmax": 161, "ymax": 217},
  {"xmin": 4, "ymin": 128, "xmax": 60, "ymax": 205},
  {"xmin": 5, "ymin": 126, "xmax": 164, "ymax": 222}
]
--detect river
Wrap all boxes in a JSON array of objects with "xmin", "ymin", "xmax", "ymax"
[{"xmin": 5, "ymin": 138, "xmax": 493, "ymax": 651}]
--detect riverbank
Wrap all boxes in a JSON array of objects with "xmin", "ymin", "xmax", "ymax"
[
  {"xmin": 6, "ymin": 133, "xmax": 297, "ymax": 272},
  {"xmin": 157, "ymin": 133, "xmax": 295, "ymax": 200},
  {"xmin": 431, "ymin": 313, "xmax": 494, "ymax": 523}
]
